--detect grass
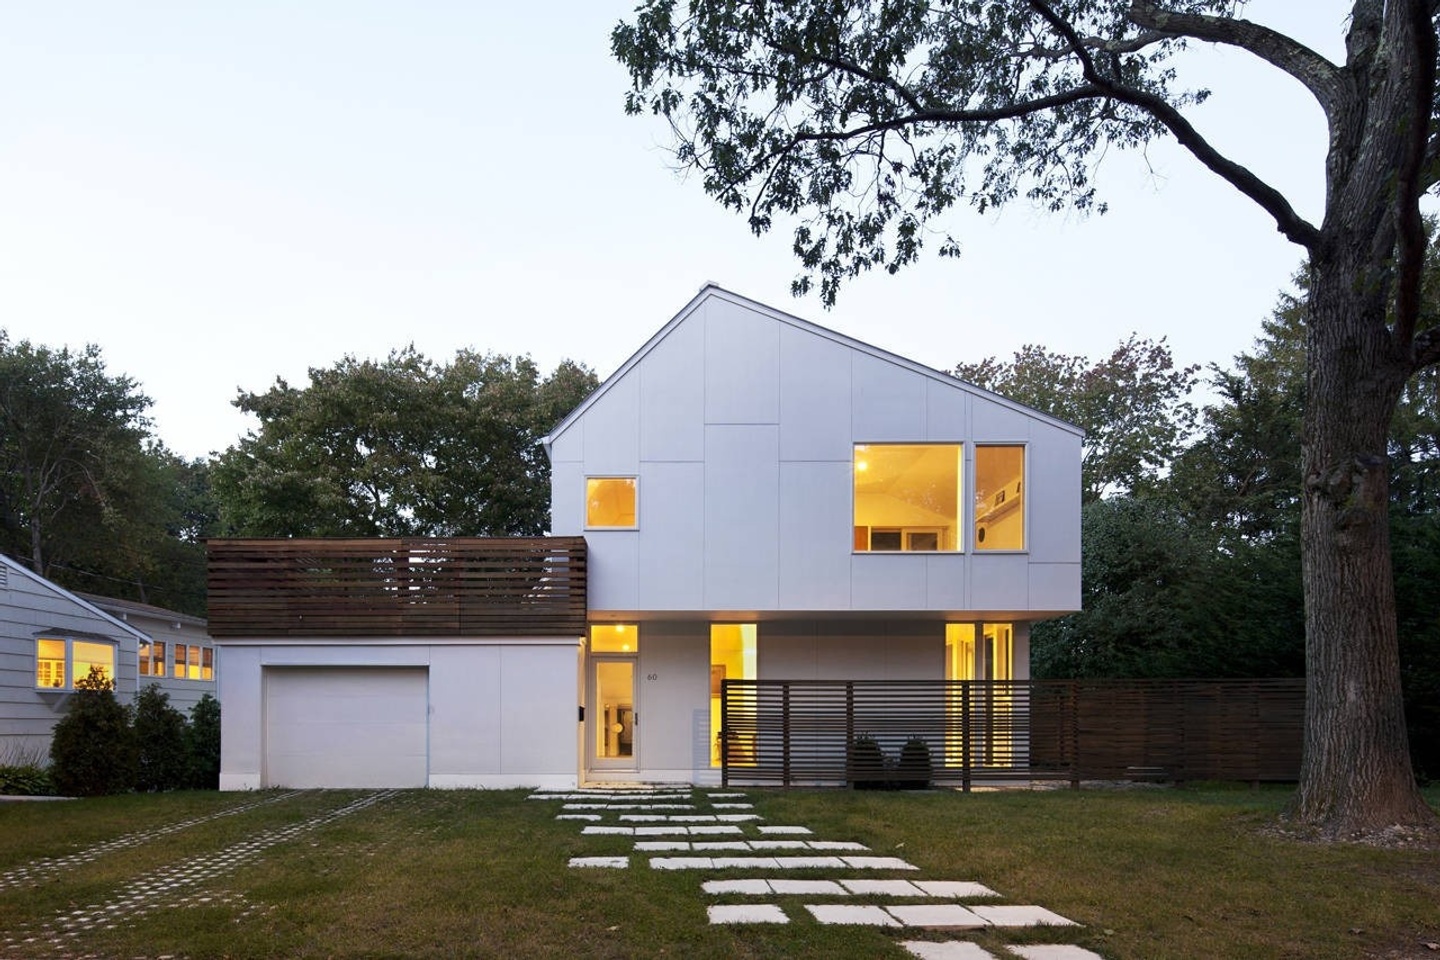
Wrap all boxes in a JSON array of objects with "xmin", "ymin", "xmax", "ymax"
[{"xmin": 0, "ymin": 785, "xmax": 1435, "ymax": 959}]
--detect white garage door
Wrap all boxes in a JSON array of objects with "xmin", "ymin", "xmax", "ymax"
[{"xmin": 264, "ymin": 667, "xmax": 428, "ymax": 788}]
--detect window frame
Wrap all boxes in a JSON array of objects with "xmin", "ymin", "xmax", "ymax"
[
  {"xmin": 584, "ymin": 475, "xmax": 640, "ymax": 530},
  {"xmin": 972, "ymin": 443, "xmax": 1029, "ymax": 553},
  {"xmin": 172, "ymin": 642, "xmax": 215, "ymax": 681},
  {"xmin": 852, "ymin": 442, "xmax": 964, "ymax": 554},
  {"xmin": 33, "ymin": 636, "xmax": 118, "ymax": 691},
  {"xmin": 139, "ymin": 641, "xmax": 167, "ymax": 678}
]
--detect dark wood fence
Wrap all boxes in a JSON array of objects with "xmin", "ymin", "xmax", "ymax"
[
  {"xmin": 207, "ymin": 537, "xmax": 587, "ymax": 638},
  {"xmin": 719, "ymin": 678, "xmax": 1304, "ymax": 789}
]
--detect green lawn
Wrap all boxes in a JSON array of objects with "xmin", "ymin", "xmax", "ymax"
[{"xmin": 0, "ymin": 785, "xmax": 1435, "ymax": 959}]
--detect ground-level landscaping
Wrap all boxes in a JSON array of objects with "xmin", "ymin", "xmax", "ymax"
[{"xmin": 0, "ymin": 785, "xmax": 1435, "ymax": 959}]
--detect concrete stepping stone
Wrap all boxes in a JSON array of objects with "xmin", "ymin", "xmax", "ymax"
[
  {"xmin": 757, "ymin": 825, "xmax": 811, "ymax": 835},
  {"xmin": 902, "ymin": 943, "xmax": 998, "ymax": 959},
  {"xmin": 634, "ymin": 826, "xmax": 691, "ymax": 836},
  {"xmin": 556, "ymin": 814, "xmax": 602, "ymax": 821},
  {"xmin": 842, "ymin": 856, "xmax": 918, "ymax": 870},
  {"xmin": 707, "ymin": 792, "xmax": 748, "ymax": 798},
  {"xmin": 748, "ymin": 840, "xmax": 810, "ymax": 850},
  {"xmin": 806, "ymin": 904, "xmax": 900, "ymax": 926},
  {"xmin": 808, "ymin": 841, "xmax": 869, "ymax": 851},
  {"xmin": 581, "ymin": 826, "xmax": 633, "ymax": 835},
  {"xmin": 707, "ymin": 904, "xmax": 788, "ymax": 924},
  {"xmin": 839, "ymin": 879, "xmax": 925, "ymax": 896},
  {"xmin": 567, "ymin": 857, "xmax": 628, "ymax": 869},
  {"xmin": 715, "ymin": 814, "xmax": 762, "ymax": 822},
  {"xmin": 769, "ymin": 879, "xmax": 848, "ymax": 895},
  {"xmin": 913, "ymin": 881, "xmax": 999, "ymax": 899},
  {"xmin": 693, "ymin": 842, "xmax": 751, "ymax": 851},
  {"xmin": 702, "ymin": 879, "xmax": 773, "ymax": 895},
  {"xmin": 689, "ymin": 826, "xmax": 744, "ymax": 835},
  {"xmin": 1007, "ymin": 948, "xmax": 1106, "ymax": 960},
  {"xmin": 635, "ymin": 841, "xmax": 690, "ymax": 851},
  {"xmin": 885, "ymin": 904, "xmax": 987, "ymax": 929},
  {"xmin": 970, "ymin": 905, "xmax": 1077, "ymax": 927},
  {"xmin": 712, "ymin": 802, "xmax": 754, "ymax": 809}
]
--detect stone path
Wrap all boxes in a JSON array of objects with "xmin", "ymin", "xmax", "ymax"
[
  {"xmin": 0, "ymin": 790, "xmax": 395, "ymax": 956},
  {"xmin": 533, "ymin": 785, "xmax": 1105, "ymax": 959}
]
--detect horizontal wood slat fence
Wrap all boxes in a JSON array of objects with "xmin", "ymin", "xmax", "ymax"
[
  {"xmin": 207, "ymin": 537, "xmax": 587, "ymax": 638},
  {"xmin": 720, "ymin": 678, "xmax": 1304, "ymax": 789}
]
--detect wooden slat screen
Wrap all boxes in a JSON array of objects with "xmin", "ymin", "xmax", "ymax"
[
  {"xmin": 207, "ymin": 537, "xmax": 586, "ymax": 638},
  {"xmin": 720, "ymin": 678, "xmax": 1303, "ymax": 789}
]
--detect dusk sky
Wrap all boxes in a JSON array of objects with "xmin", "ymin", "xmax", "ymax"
[{"xmin": 1, "ymin": 3, "xmax": 1347, "ymax": 459}]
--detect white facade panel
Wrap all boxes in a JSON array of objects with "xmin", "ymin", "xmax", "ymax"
[
  {"xmin": 218, "ymin": 647, "xmax": 263, "ymax": 790},
  {"xmin": 760, "ymin": 621, "xmax": 941, "ymax": 681},
  {"xmin": 852, "ymin": 353, "xmax": 926, "ymax": 440},
  {"xmin": 1027, "ymin": 562, "xmax": 1082, "ymax": 614},
  {"xmin": 549, "ymin": 461, "xmax": 584, "ymax": 538},
  {"xmin": 850, "ymin": 554, "xmax": 928, "ymax": 610},
  {"xmin": 640, "ymin": 314, "xmax": 706, "ymax": 462},
  {"xmin": 1027, "ymin": 427, "xmax": 1083, "ymax": 562},
  {"xmin": 636, "ymin": 462, "xmax": 706, "ymax": 610},
  {"xmin": 587, "ymin": 533, "xmax": 640, "ymax": 612},
  {"xmin": 704, "ymin": 297, "xmax": 780, "ymax": 424},
  {"xmin": 703, "ymin": 425, "xmax": 780, "ymax": 611},
  {"xmin": 970, "ymin": 555, "xmax": 1031, "ymax": 613},
  {"xmin": 497, "ymin": 644, "xmax": 580, "ymax": 776},
  {"xmin": 778, "ymin": 325, "xmax": 853, "ymax": 461},
  {"xmin": 428, "ymin": 645, "xmax": 502, "ymax": 777},
  {"xmin": 924, "ymin": 554, "xmax": 969, "ymax": 611},
  {"xmin": 263, "ymin": 667, "xmax": 428, "ymax": 789},
  {"xmin": 971, "ymin": 396, "xmax": 1034, "ymax": 441},
  {"xmin": 549, "ymin": 422, "xmax": 583, "ymax": 462},
  {"xmin": 581, "ymin": 372, "xmax": 641, "ymax": 475},
  {"xmin": 634, "ymin": 623, "xmax": 709, "ymax": 780},
  {"xmin": 777, "ymin": 461, "xmax": 853, "ymax": 609}
]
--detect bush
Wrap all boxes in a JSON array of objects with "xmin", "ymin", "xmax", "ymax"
[
  {"xmin": 186, "ymin": 694, "xmax": 221, "ymax": 790},
  {"xmin": 49, "ymin": 667, "xmax": 137, "ymax": 796},
  {"xmin": 133, "ymin": 685, "xmax": 189, "ymax": 792},
  {"xmin": 847, "ymin": 735, "xmax": 888, "ymax": 789},
  {"xmin": 895, "ymin": 737, "xmax": 934, "ymax": 790},
  {"xmin": 0, "ymin": 761, "xmax": 55, "ymax": 796}
]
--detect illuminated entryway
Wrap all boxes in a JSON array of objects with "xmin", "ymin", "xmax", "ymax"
[
  {"xmin": 945, "ymin": 623, "xmax": 1015, "ymax": 766},
  {"xmin": 587, "ymin": 624, "xmax": 639, "ymax": 776},
  {"xmin": 710, "ymin": 624, "xmax": 756, "ymax": 767}
]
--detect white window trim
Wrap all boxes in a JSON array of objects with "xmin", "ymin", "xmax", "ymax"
[
  {"xmin": 972, "ymin": 442, "xmax": 1029, "ymax": 554},
  {"xmin": 33, "ymin": 636, "xmax": 118, "ymax": 691},
  {"xmin": 584, "ymin": 475, "xmax": 640, "ymax": 531}
]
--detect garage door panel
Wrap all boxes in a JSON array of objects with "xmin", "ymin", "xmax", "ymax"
[{"xmin": 264, "ymin": 667, "xmax": 428, "ymax": 788}]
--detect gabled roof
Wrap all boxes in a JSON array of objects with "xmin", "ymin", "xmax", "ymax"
[
  {"xmin": 543, "ymin": 283, "xmax": 1084, "ymax": 451},
  {"xmin": 0, "ymin": 554, "xmax": 152, "ymax": 645},
  {"xmin": 75, "ymin": 592, "xmax": 208, "ymax": 629}
]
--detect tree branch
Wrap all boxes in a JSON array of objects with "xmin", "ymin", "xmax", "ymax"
[
  {"xmin": 1391, "ymin": 0, "xmax": 1438, "ymax": 351},
  {"xmin": 1414, "ymin": 325, "xmax": 1440, "ymax": 370},
  {"xmin": 1129, "ymin": 1, "xmax": 1343, "ymax": 113},
  {"xmin": 1033, "ymin": 1, "xmax": 1322, "ymax": 249}
]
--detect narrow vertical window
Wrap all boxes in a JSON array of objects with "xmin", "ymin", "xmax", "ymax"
[
  {"xmin": 585, "ymin": 477, "xmax": 638, "ymax": 528},
  {"xmin": 974, "ymin": 445, "xmax": 1025, "ymax": 550},
  {"xmin": 710, "ymin": 624, "xmax": 757, "ymax": 768},
  {"xmin": 853, "ymin": 444, "xmax": 962, "ymax": 551},
  {"xmin": 201, "ymin": 647, "xmax": 214, "ymax": 680}
]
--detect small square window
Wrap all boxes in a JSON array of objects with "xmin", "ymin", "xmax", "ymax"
[{"xmin": 586, "ymin": 477, "xmax": 638, "ymax": 528}]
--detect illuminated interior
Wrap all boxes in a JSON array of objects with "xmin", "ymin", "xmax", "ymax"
[
  {"xmin": 586, "ymin": 477, "xmax": 638, "ymax": 528},
  {"xmin": 36, "ymin": 638, "xmax": 115, "ymax": 689},
  {"xmin": 974, "ymin": 445, "xmax": 1025, "ymax": 550},
  {"xmin": 35, "ymin": 638, "xmax": 65, "ymax": 688},
  {"xmin": 590, "ymin": 623, "xmax": 638, "ymax": 654},
  {"xmin": 710, "ymin": 623, "xmax": 757, "ymax": 767},
  {"xmin": 594, "ymin": 660, "xmax": 635, "ymax": 759},
  {"xmin": 139, "ymin": 641, "xmax": 167, "ymax": 677},
  {"xmin": 853, "ymin": 444, "xmax": 961, "ymax": 551},
  {"xmin": 945, "ymin": 623, "xmax": 1014, "ymax": 763},
  {"xmin": 74, "ymin": 642, "xmax": 114, "ymax": 684}
]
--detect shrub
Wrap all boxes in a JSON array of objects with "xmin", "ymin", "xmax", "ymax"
[
  {"xmin": 133, "ymin": 685, "xmax": 189, "ymax": 792},
  {"xmin": 847, "ymin": 734, "xmax": 888, "ymax": 789},
  {"xmin": 49, "ymin": 667, "xmax": 136, "ymax": 796},
  {"xmin": 0, "ymin": 762, "xmax": 55, "ymax": 796},
  {"xmin": 186, "ymin": 693, "xmax": 221, "ymax": 790},
  {"xmin": 895, "ymin": 737, "xmax": 934, "ymax": 790}
]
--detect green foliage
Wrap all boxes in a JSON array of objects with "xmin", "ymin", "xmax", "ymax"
[
  {"xmin": 895, "ymin": 737, "xmax": 934, "ymax": 790},
  {"xmin": 185, "ymin": 693, "xmax": 222, "ymax": 790},
  {"xmin": 48, "ymin": 668, "xmax": 137, "ymax": 797},
  {"xmin": 0, "ymin": 331, "xmax": 213, "ymax": 616},
  {"xmin": 0, "ymin": 744, "xmax": 55, "ymax": 797},
  {"xmin": 846, "ymin": 735, "xmax": 886, "ymax": 789},
  {"xmin": 132, "ymin": 685, "xmax": 189, "ymax": 792},
  {"xmin": 954, "ymin": 336, "xmax": 1198, "ymax": 502},
  {"xmin": 211, "ymin": 348, "xmax": 597, "ymax": 537}
]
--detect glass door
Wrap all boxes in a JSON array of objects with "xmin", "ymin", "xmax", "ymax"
[{"xmin": 588, "ymin": 657, "xmax": 638, "ymax": 773}]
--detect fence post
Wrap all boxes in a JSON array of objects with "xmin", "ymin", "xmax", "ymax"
[
  {"xmin": 782, "ymin": 682, "xmax": 792, "ymax": 787},
  {"xmin": 1069, "ymin": 680, "xmax": 1080, "ymax": 790},
  {"xmin": 961, "ymin": 682, "xmax": 972, "ymax": 793},
  {"xmin": 720, "ymin": 679, "xmax": 729, "ymax": 788}
]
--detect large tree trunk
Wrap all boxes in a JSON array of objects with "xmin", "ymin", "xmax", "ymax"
[{"xmin": 1288, "ymin": 247, "xmax": 1436, "ymax": 837}]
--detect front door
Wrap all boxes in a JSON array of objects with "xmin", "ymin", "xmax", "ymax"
[{"xmin": 587, "ymin": 656, "xmax": 638, "ymax": 776}]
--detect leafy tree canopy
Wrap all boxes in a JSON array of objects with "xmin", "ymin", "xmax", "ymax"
[
  {"xmin": 212, "ymin": 347, "xmax": 597, "ymax": 537},
  {"xmin": 954, "ymin": 335, "xmax": 1197, "ymax": 502}
]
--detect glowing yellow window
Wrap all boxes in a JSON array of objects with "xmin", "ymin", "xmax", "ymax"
[
  {"xmin": 590, "ymin": 623, "xmax": 639, "ymax": 653},
  {"xmin": 853, "ymin": 444, "xmax": 961, "ymax": 551},
  {"xmin": 73, "ymin": 641, "xmax": 114, "ymax": 685},
  {"xmin": 710, "ymin": 624, "xmax": 756, "ymax": 768},
  {"xmin": 36, "ymin": 638, "xmax": 66, "ymax": 688},
  {"xmin": 586, "ymin": 477, "xmax": 638, "ymax": 528},
  {"xmin": 974, "ymin": 446, "xmax": 1025, "ymax": 550},
  {"xmin": 201, "ymin": 647, "xmax": 214, "ymax": 680}
]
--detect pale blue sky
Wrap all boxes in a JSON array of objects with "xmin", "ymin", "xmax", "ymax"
[{"xmin": 1, "ymin": 3, "xmax": 1343, "ymax": 459}]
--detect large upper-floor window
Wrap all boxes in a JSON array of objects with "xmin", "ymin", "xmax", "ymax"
[
  {"xmin": 35, "ymin": 637, "xmax": 116, "ymax": 690},
  {"xmin": 853, "ymin": 443, "xmax": 961, "ymax": 551},
  {"xmin": 974, "ymin": 445, "xmax": 1025, "ymax": 551},
  {"xmin": 586, "ymin": 477, "xmax": 638, "ymax": 528}
]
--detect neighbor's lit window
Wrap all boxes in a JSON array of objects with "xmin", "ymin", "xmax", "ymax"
[
  {"xmin": 173, "ymin": 644, "xmax": 215, "ymax": 680},
  {"xmin": 586, "ymin": 477, "xmax": 638, "ymax": 528},
  {"xmin": 974, "ymin": 445, "xmax": 1025, "ymax": 550},
  {"xmin": 590, "ymin": 623, "xmax": 639, "ymax": 653},
  {"xmin": 139, "ymin": 641, "xmax": 166, "ymax": 677},
  {"xmin": 853, "ymin": 444, "xmax": 961, "ymax": 551},
  {"xmin": 34, "ymin": 637, "xmax": 115, "ymax": 690}
]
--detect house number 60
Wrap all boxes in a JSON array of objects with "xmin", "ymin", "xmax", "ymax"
[{"xmin": 647, "ymin": 673, "xmax": 659, "ymax": 681}]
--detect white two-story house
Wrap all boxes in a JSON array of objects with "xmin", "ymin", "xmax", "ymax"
[{"xmin": 209, "ymin": 284, "xmax": 1080, "ymax": 789}]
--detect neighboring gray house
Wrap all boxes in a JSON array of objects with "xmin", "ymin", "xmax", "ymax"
[
  {"xmin": 0, "ymin": 555, "xmax": 148, "ymax": 760},
  {"xmin": 78, "ymin": 594, "xmax": 216, "ymax": 715},
  {"xmin": 211, "ymin": 285, "xmax": 1082, "ymax": 789}
]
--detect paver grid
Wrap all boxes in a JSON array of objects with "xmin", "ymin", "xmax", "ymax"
[
  {"xmin": 0, "ymin": 789, "xmax": 398, "ymax": 957},
  {"xmin": 540, "ymin": 784, "xmax": 1103, "ymax": 958}
]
